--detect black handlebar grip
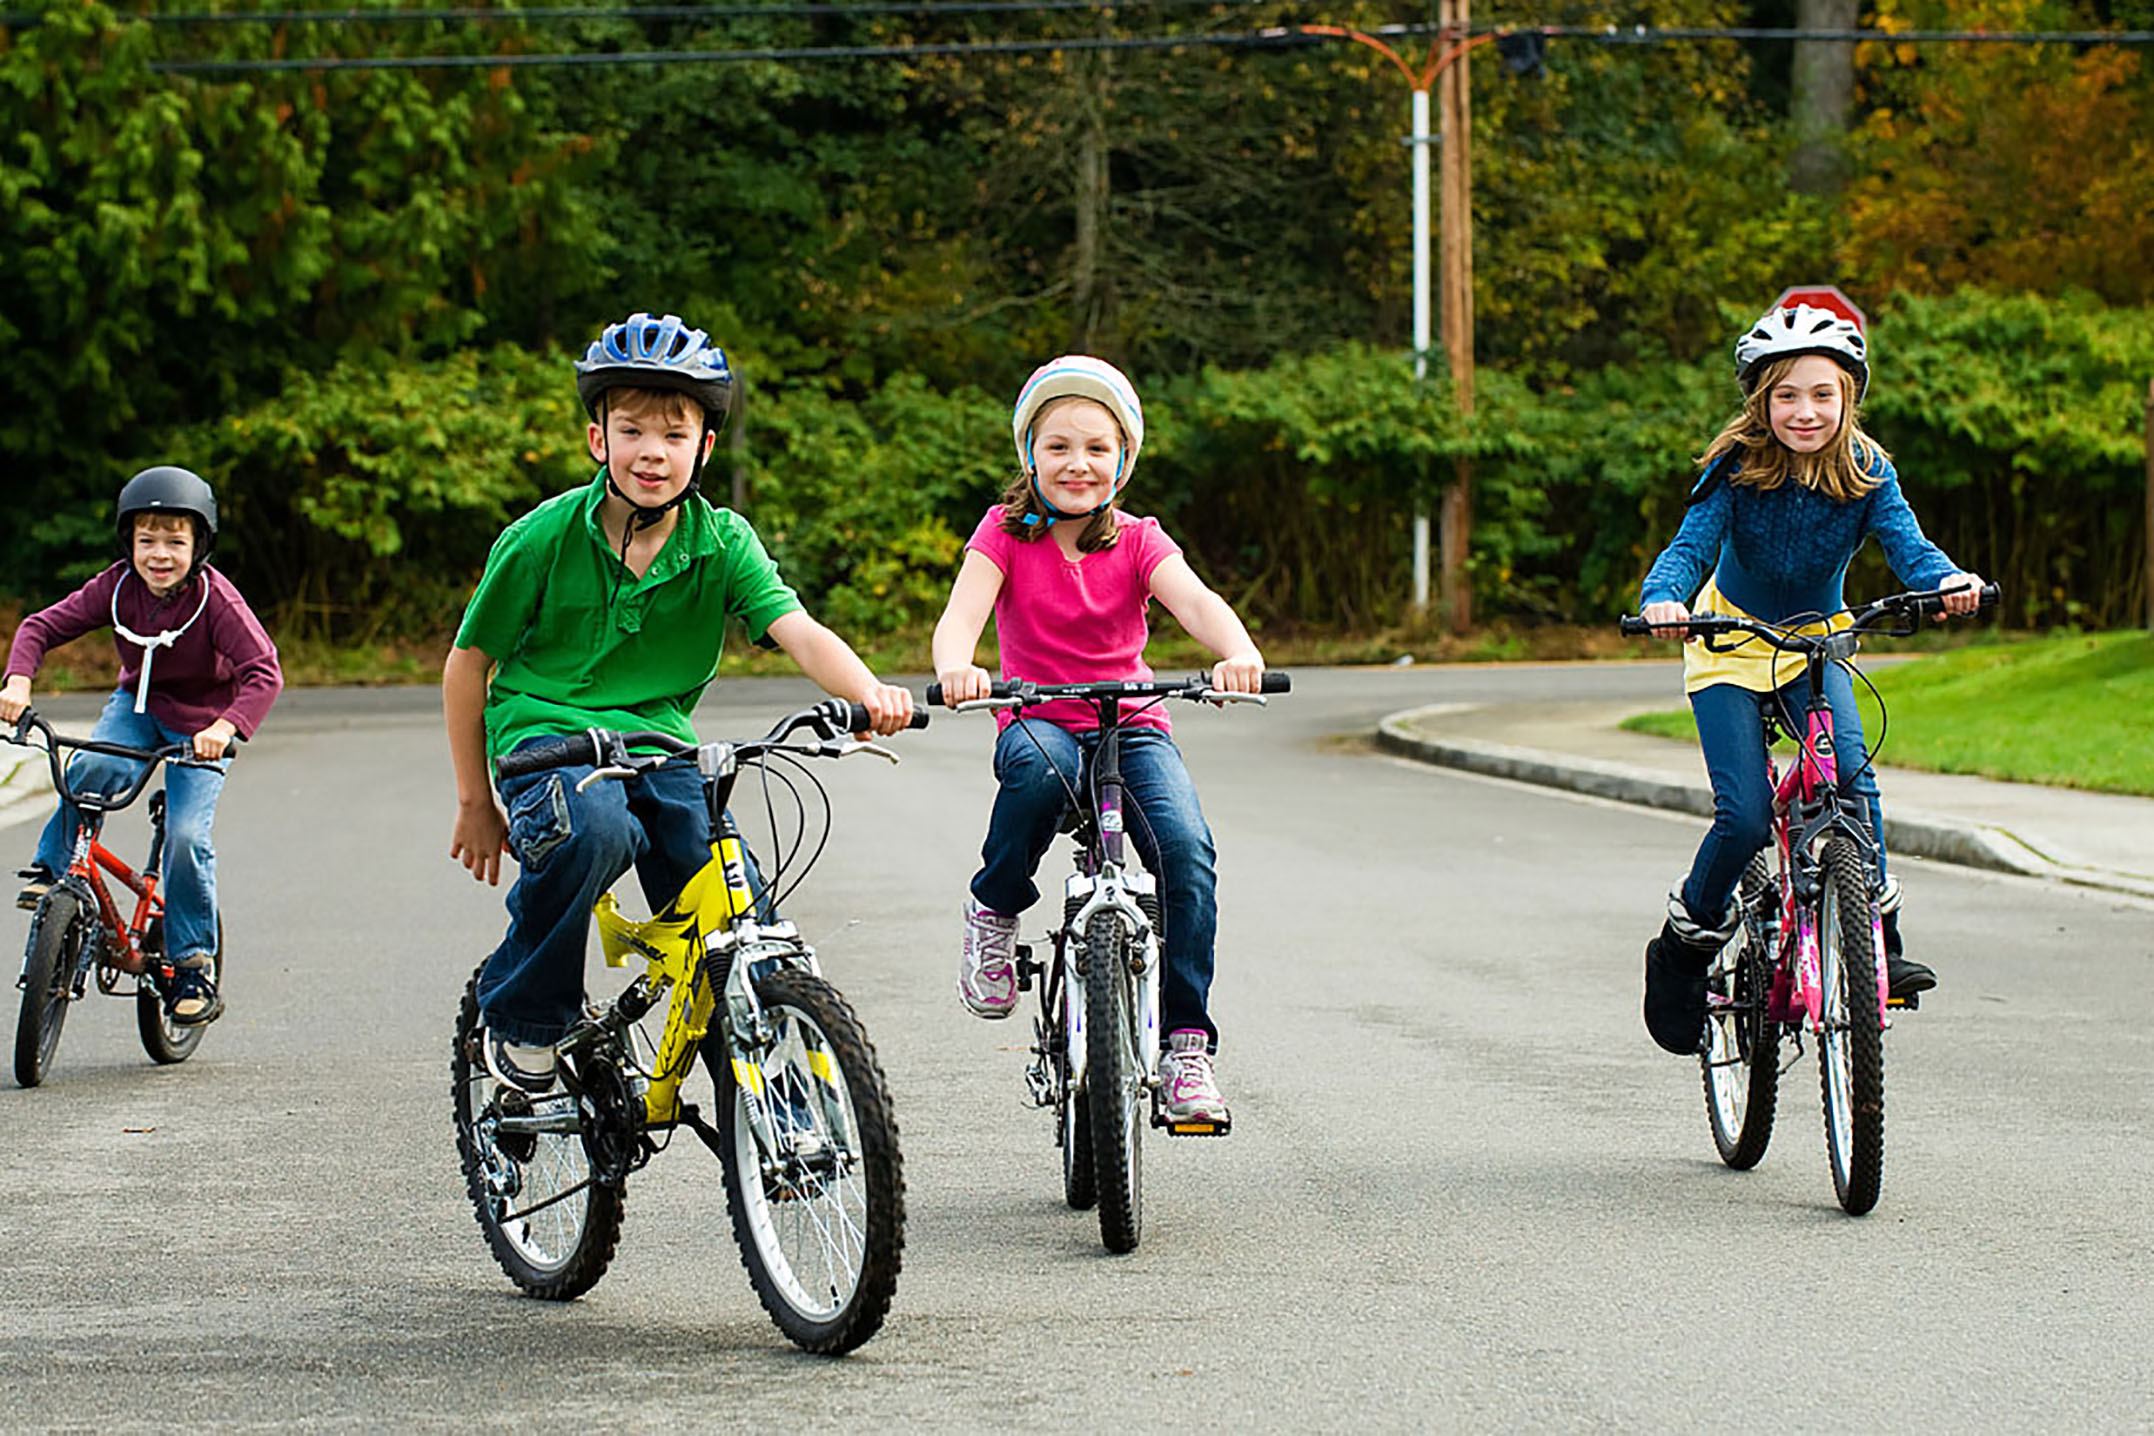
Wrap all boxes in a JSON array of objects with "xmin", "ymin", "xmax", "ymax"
[
  {"xmin": 494, "ymin": 732, "xmax": 597, "ymax": 780},
  {"xmin": 1260, "ymin": 671, "xmax": 1292, "ymax": 694},
  {"xmin": 1979, "ymin": 582, "xmax": 2001, "ymax": 609},
  {"xmin": 1618, "ymin": 616, "xmax": 1653, "ymax": 637},
  {"xmin": 924, "ymin": 684, "xmax": 944, "ymax": 708},
  {"xmin": 843, "ymin": 702, "xmax": 932, "ymax": 732}
]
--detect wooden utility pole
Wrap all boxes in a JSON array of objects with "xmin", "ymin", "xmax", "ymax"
[{"xmin": 1437, "ymin": 0, "xmax": 1474, "ymax": 631}]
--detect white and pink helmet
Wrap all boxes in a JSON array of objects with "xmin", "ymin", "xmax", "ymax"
[{"xmin": 1010, "ymin": 355, "xmax": 1146, "ymax": 483}]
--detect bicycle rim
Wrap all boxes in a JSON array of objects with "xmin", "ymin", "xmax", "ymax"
[
  {"xmin": 14, "ymin": 891, "xmax": 87, "ymax": 1088},
  {"xmin": 1817, "ymin": 838, "xmax": 1885, "ymax": 1215},
  {"xmin": 1702, "ymin": 859, "xmax": 1780, "ymax": 1169},
  {"xmin": 138, "ymin": 916, "xmax": 222, "ymax": 1065},
  {"xmin": 450, "ymin": 968, "xmax": 621, "ymax": 1298},
  {"xmin": 716, "ymin": 969, "xmax": 903, "ymax": 1354},
  {"xmin": 1084, "ymin": 913, "xmax": 1143, "ymax": 1254}
]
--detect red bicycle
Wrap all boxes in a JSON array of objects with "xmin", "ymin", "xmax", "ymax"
[
  {"xmin": 9, "ymin": 709, "xmax": 226, "ymax": 1088},
  {"xmin": 1621, "ymin": 584, "xmax": 1997, "ymax": 1214}
]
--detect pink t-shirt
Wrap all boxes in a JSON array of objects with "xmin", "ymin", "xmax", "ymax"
[{"xmin": 966, "ymin": 505, "xmax": 1182, "ymax": 734}]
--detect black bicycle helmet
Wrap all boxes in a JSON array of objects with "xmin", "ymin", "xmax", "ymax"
[
  {"xmin": 115, "ymin": 466, "xmax": 218, "ymax": 571},
  {"xmin": 573, "ymin": 312, "xmax": 734, "ymax": 426}
]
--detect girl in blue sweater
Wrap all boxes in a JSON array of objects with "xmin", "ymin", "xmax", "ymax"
[{"xmin": 1636, "ymin": 304, "xmax": 1985, "ymax": 1055}]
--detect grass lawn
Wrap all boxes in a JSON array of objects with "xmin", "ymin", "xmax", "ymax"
[{"xmin": 1619, "ymin": 632, "xmax": 2154, "ymax": 797}]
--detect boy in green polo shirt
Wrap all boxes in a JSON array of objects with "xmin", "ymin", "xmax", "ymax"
[{"xmin": 444, "ymin": 311, "xmax": 914, "ymax": 1091}]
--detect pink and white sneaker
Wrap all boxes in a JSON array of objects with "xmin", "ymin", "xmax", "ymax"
[
  {"xmin": 958, "ymin": 897, "xmax": 1020, "ymax": 1019},
  {"xmin": 1157, "ymin": 1028, "xmax": 1231, "ymax": 1128}
]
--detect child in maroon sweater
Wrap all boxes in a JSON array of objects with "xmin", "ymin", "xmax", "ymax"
[{"xmin": 1, "ymin": 467, "xmax": 281, "ymax": 1025}]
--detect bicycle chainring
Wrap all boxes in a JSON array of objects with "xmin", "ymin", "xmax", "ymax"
[{"xmin": 574, "ymin": 1055, "xmax": 648, "ymax": 1186}]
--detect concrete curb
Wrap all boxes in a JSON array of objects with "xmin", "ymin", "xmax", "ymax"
[
  {"xmin": 1376, "ymin": 707, "xmax": 2154, "ymax": 902},
  {"xmin": 0, "ymin": 746, "xmax": 56, "ymax": 833}
]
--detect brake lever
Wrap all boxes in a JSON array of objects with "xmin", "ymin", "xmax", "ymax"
[
  {"xmin": 953, "ymin": 697, "xmax": 1022, "ymax": 713},
  {"xmin": 1194, "ymin": 689, "xmax": 1268, "ymax": 706},
  {"xmin": 575, "ymin": 764, "xmax": 639, "ymax": 793},
  {"xmin": 838, "ymin": 739, "xmax": 900, "ymax": 765}
]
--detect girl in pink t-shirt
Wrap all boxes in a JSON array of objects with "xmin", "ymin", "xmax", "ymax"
[{"xmin": 931, "ymin": 355, "xmax": 1265, "ymax": 1127}]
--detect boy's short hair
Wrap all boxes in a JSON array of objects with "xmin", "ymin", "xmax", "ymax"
[
  {"xmin": 597, "ymin": 385, "xmax": 705, "ymax": 428},
  {"xmin": 132, "ymin": 511, "xmax": 196, "ymax": 537}
]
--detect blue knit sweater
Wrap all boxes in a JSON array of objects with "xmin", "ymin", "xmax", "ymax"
[{"xmin": 1639, "ymin": 453, "xmax": 1959, "ymax": 622}]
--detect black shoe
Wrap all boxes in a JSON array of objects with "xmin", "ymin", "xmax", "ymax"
[
  {"xmin": 1643, "ymin": 924, "xmax": 1716, "ymax": 1056},
  {"xmin": 15, "ymin": 864, "xmax": 55, "ymax": 912},
  {"xmin": 1886, "ymin": 952, "xmax": 1937, "ymax": 998},
  {"xmin": 165, "ymin": 960, "xmax": 225, "ymax": 1027}
]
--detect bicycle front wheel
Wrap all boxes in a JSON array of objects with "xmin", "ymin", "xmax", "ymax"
[
  {"xmin": 711, "ymin": 968, "xmax": 904, "ymax": 1354},
  {"xmin": 1702, "ymin": 858, "xmax": 1780, "ymax": 1169},
  {"xmin": 1084, "ymin": 912, "xmax": 1144, "ymax": 1254},
  {"xmin": 139, "ymin": 916, "xmax": 222, "ymax": 1065},
  {"xmin": 15, "ymin": 890, "xmax": 91, "ymax": 1088},
  {"xmin": 450, "ymin": 966, "xmax": 623, "ymax": 1298},
  {"xmin": 1817, "ymin": 837, "xmax": 1885, "ymax": 1215}
]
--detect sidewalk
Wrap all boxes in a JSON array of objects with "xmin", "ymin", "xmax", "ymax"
[{"xmin": 1377, "ymin": 699, "xmax": 2154, "ymax": 901}]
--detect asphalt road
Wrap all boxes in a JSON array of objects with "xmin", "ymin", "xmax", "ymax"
[{"xmin": 2, "ymin": 668, "xmax": 2149, "ymax": 1431}]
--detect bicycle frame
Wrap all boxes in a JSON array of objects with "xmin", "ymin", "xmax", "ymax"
[{"xmin": 1756, "ymin": 630, "xmax": 1891, "ymax": 1033}]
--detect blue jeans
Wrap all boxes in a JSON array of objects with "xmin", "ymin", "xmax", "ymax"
[
  {"xmin": 32, "ymin": 688, "xmax": 227, "ymax": 963},
  {"xmin": 972, "ymin": 720, "xmax": 1222, "ymax": 1045},
  {"xmin": 1682, "ymin": 667, "xmax": 1887, "ymax": 922},
  {"xmin": 478, "ymin": 742, "xmax": 764, "ymax": 1046}
]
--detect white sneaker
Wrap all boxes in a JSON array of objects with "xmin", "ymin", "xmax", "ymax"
[
  {"xmin": 485, "ymin": 1033, "xmax": 558, "ymax": 1093},
  {"xmin": 958, "ymin": 897, "xmax": 1019, "ymax": 1019},
  {"xmin": 1157, "ymin": 1028, "xmax": 1230, "ymax": 1124}
]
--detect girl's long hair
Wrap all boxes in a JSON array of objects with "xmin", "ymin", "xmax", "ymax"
[
  {"xmin": 996, "ymin": 395, "xmax": 1124, "ymax": 552},
  {"xmin": 1699, "ymin": 356, "xmax": 1887, "ymax": 502}
]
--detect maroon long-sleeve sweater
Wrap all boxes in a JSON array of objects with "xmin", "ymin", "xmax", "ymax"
[{"xmin": 5, "ymin": 562, "xmax": 283, "ymax": 738}]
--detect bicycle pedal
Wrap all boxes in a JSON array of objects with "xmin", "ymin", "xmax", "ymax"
[
  {"xmin": 1887, "ymin": 992, "xmax": 1920, "ymax": 1011},
  {"xmin": 1157, "ymin": 1115, "xmax": 1232, "ymax": 1138}
]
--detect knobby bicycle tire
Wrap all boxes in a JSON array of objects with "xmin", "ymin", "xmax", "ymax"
[
  {"xmin": 1818, "ymin": 838, "xmax": 1885, "ymax": 1215},
  {"xmin": 15, "ymin": 889, "xmax": 90, "ymax": 1089},
  {"xmin": 1084, "ymin": 912, "xmax": 1144, "ymax": 1254},
  {"xmin": 138, "ymin": 915, "xmax": 223, "ymax": 1065},
  {"xmin": 712, "ymin": 968, "xmax": 904, "ymax": 1354},
  {"xmin": 450, "ymin": 966, "xmax": 624, "ymax": 1299},
  {"xmin": 1703, "ymin": 857, "xmax": 1781, "ymax": 1169}
]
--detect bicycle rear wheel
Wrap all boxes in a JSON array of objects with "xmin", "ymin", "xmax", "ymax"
[
  {"xmin": 15, "ymin": 889, "xmax": 90, "ymax": 1088},
  {"xmin": 1702, "ymin": 858, "xmax": 1780, "ymax": 1169},
  {"xmin": 712, "ymin": 968, "xmax": 904, "ymax": 1354},
  {"xmin": 450, "ymin": 966, "xmax": 623, "ymax": 1298},
  {"xmin": 138, "ymin": 916, "xmax": 223, "ymax": 1065},
  {"xmin": 1084, "ymin": 912, "xmax": 1144, "ymax": 1254},
  {"xmin": 1817, "ymin": 837, "xmax": 1885, "ymax": 1215}
]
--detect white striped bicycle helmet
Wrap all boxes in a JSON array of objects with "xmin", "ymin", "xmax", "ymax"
[
  {"xmin": 1734, "ymin": 304, "xmax": 1869, "ymax": 400},
  {"xmin": 1010, "ymin": 355, "xmax": 1145, "ymax": 483}
]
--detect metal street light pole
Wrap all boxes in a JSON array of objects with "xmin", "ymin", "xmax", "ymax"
[{"xmin": 1300, "ymin": 15, "xmax": 1490, "ymax": 630}]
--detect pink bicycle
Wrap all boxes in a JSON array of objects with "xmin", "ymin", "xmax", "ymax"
[{"xmin": 1621, "ymin": 583, "xmax": 1998, "ymax": 1214}]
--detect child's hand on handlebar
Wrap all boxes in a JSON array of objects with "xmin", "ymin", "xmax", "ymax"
[
  {"xmin": 1641, "ymin": 600, "xmax": 1692, "ymax": 637},
  {"xmin": 856, "ymin": 682, "xmax": 916, "ymax": 736},
  {"xmin": 0, "ymin": 674, "xmax": 29, "ymax": 725},
  {"xmin": 935, "ymin": 665, "xmax": 995, "ymax": 707},
  {"xmin": 1209, "ymin": 652, "xmax": 1264, "ymax": 695},
  {"xmin": 1937, "ymin": 572, "xmax": 1986, "ymax": 619},
  {"xmin": 192, "ymin": 718, "xmax": 238, "ymax": 761}
]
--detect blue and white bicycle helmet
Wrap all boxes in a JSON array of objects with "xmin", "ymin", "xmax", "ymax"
[
  {"xmin": 574, "ymin": 311, "xmax": 734, "ymax": 424},
  {"xmin": 1735, "ymin": 304, "xmax": 1869, "ymax": 400},
  {"xmin": 1007, "ymin": 356, "xmax": 1145, "ymax": 529}
]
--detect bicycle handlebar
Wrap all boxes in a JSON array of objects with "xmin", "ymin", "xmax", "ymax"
[
  {"xmin": 492, "ymin": 699, "xmax": 928, "ymax": 782},
  {"xmin": 1617, "ymin": 584, "xmax": 2001, "ymax": 645},
  {"xmin": 925, "ymin": 671, "xmax": 1292, "ymax": 708},
  {"xmin": 4, "ymin": 708, "xmax": 239, "ymax": 814}
]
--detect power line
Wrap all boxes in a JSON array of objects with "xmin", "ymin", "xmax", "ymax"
[
  {"xmin": 3, "ymin": 0, "xmax": 1272, "ymax": 25},
  {"xmin": 150, "ymin": 25, "xmax": 1317, "ymax": 70},
  {"xmin": 122, "ymin": 19, "xmax": 2154, "ymax": 74}
]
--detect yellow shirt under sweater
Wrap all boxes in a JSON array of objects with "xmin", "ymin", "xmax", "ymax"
[{"xmin": 1681, "ymin": 578, "xmax": 1854, "ymax": 695}]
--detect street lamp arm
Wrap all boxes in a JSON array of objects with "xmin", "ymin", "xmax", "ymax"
[
  {"xmin": 1298, "ymin": 21, "xmax": 1495, "ymax": 89},
  {"xmin": 1297, "ymin": 23, "xmax": 1420, "ymax": 86}
]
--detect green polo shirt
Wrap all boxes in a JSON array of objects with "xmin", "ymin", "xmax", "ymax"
[{"xmin": 455, "ymin": 473, "xmax": 803, "ymax": 763}]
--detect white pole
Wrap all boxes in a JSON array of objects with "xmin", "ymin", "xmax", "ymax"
[{"xmin": 1411, "ymin": 86, "xmax": 1432, "ymax": 613}]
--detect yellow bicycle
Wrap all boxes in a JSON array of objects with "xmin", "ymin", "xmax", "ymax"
[{"xmin": 450, "ymin": 698, "xmax": 921, "ymax": 1353}]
